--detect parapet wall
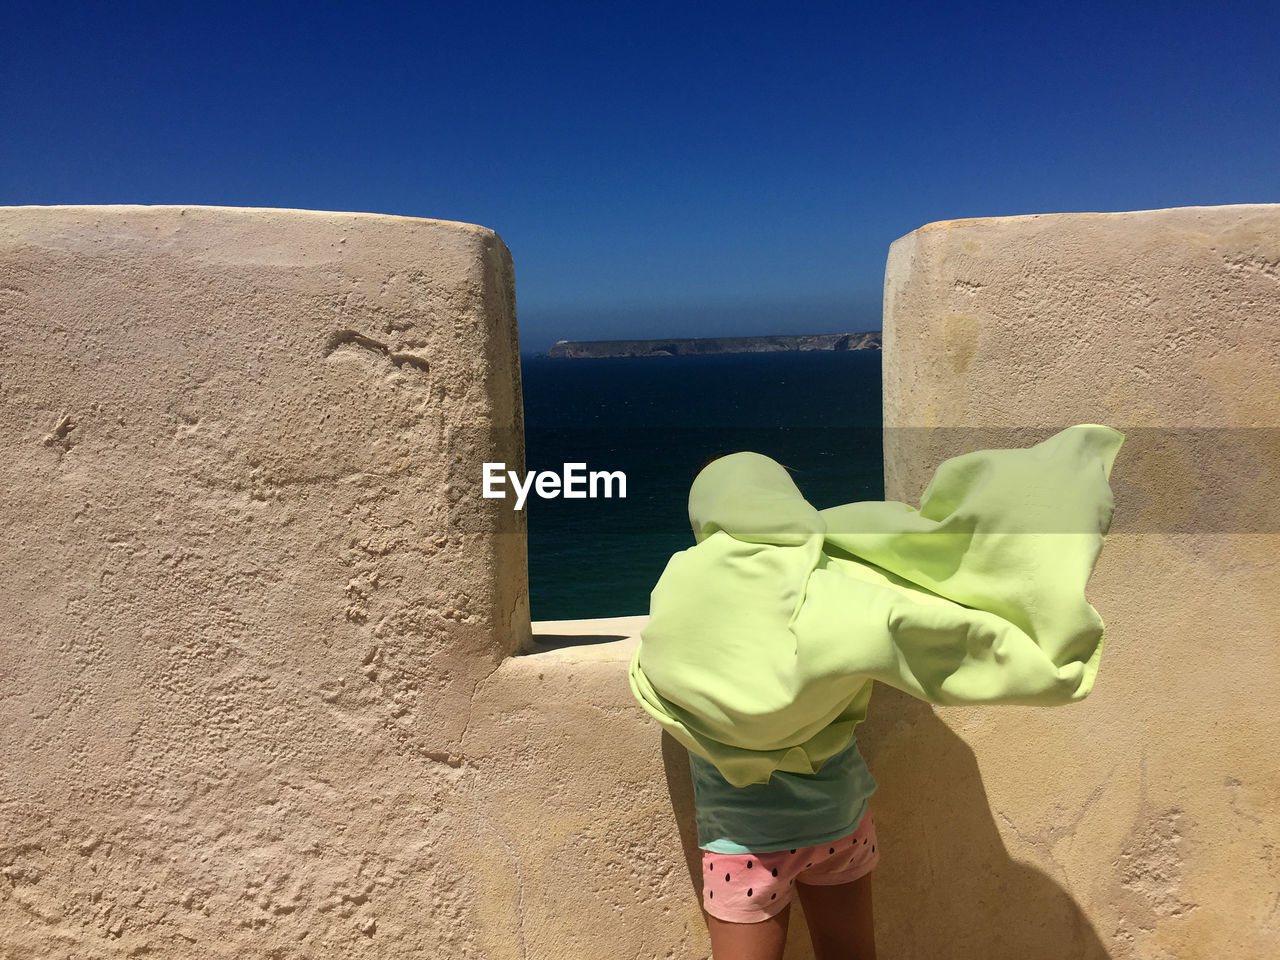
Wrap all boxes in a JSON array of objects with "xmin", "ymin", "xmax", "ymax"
[
  {"xmin": 877, "ymin": 204, "xmax": 1280, "ymax": 959},
  {"xmin": 0, "ymin": 206, "xmax": 529, "ymax": 957},
  {"xmin": 3, "ymin": 203, "xmax": 1277, "ymax": 960}
]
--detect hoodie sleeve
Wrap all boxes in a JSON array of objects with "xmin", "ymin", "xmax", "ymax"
[{"xmin": 809, "ymin": 423, "xmax": 1125, "ymax": 705}]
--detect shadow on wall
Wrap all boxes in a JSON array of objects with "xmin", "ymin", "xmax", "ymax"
[
  {"xmin": 519, "ymin": 633, "xmax": 628, "ymax": 652},
  {"xmin": 658, "ymin": 688, "xmax": 1108, "ymax": 960}
]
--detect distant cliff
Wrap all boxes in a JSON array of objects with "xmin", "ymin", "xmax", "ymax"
[{"xmin": 543, "ymin": 330, "xmax": 881, "ymax": 358}]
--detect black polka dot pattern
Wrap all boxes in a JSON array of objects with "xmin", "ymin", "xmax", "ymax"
[{"xmin": 702, "ymin": 814, "xmax": 879, "ymax": 916}]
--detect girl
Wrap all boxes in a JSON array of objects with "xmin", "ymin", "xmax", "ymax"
[
  {"xmin": 629, "ymin": 424, "xmax": 1125, "ymax": 960},
  {"xmin": 690, "ymin": 717, "xmax": 880, "ymax": 959}
]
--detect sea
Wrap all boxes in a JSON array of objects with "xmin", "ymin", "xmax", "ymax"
[{"xmin": 520, "ymin": 349, "xmax": 885, "ymax": 621}]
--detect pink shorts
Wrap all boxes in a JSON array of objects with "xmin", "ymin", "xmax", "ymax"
[{"xmin": 700, "ymin": 809, "xmax": 879, "ymax": 923}]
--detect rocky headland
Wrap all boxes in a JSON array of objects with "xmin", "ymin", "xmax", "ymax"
[{"xmin": 543, "ymin": 330, "xmax": 881, "ymax": 358}]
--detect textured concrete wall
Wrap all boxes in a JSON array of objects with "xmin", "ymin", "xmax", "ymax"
[
  {"xmin": 462, "ymin": 617, "xmax": 710, "ymax": 959},
  {"xmin": 877, "ymin": 204, "xmax": 1280, "ymax": 959},
  {"xmin": 0, "ymin": 205, "xmax": 529, "ymax": 958},
  {"xmin": 5, "ymin": 203, "xmax": 1276, "ymax": 960}
]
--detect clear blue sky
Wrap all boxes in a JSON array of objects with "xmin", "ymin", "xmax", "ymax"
[{"xmin": 3, "ymin": 1, "xmax": 1276, "ymax": 351}]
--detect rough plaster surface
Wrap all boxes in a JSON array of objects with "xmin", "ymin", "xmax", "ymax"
[
  {"xmin": 878, "ymin": 204, "xmax": 1280, "ymax": 959},
  {"xmin": 462, "ymin": 617, "xmax": 828, "ymax": 960},
  {"xmin": 0, "ymin": 205, "xmax": 529, "ymax": 958},
  {"xmin": 5, "ymin": 203, "xmax": 1278, "ymax": 960}
]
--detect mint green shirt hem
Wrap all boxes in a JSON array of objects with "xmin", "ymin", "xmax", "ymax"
[
  {"xmin": 696, "ymin": 797, "xmax": 871, "ymax": 855},
  {"xmin": 689, "ymin": 733, "xmax": 878, "ymax": 854}
]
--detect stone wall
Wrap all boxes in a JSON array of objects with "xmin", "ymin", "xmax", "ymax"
[
  {"xmin": 3, "ymin": 203, "xmax": 1276, "ymax": 960},
  {"xmin": 0, "ymin": 206, "xmax": 529, "ymax": 958},
  {"xmin": 875, "ymin": 204, "xmax": 1280, "ymax": 959}
]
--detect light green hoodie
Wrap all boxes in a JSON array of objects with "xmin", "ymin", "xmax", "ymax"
[{"xmin": 628, "ymin": 423, "xmax": 1125, "ymax": 788}]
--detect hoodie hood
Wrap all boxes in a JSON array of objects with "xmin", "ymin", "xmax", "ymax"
[{"xmin": 688, "ymin": 452, "xmax": 825, "ymax": 546}]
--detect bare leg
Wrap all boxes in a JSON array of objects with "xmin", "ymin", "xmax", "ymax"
[
  {"xmin": 795, "ymin": 871, "xmax": 876, "ymax": 960},
  {"xmin": 704, "ymin": 901, "xmax": 791, "ymax": 960}
]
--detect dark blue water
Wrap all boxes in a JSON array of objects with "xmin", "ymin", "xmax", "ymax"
[{"xmin": 520, "ymin": 350, "xmax": 884, "ymax": 620}]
